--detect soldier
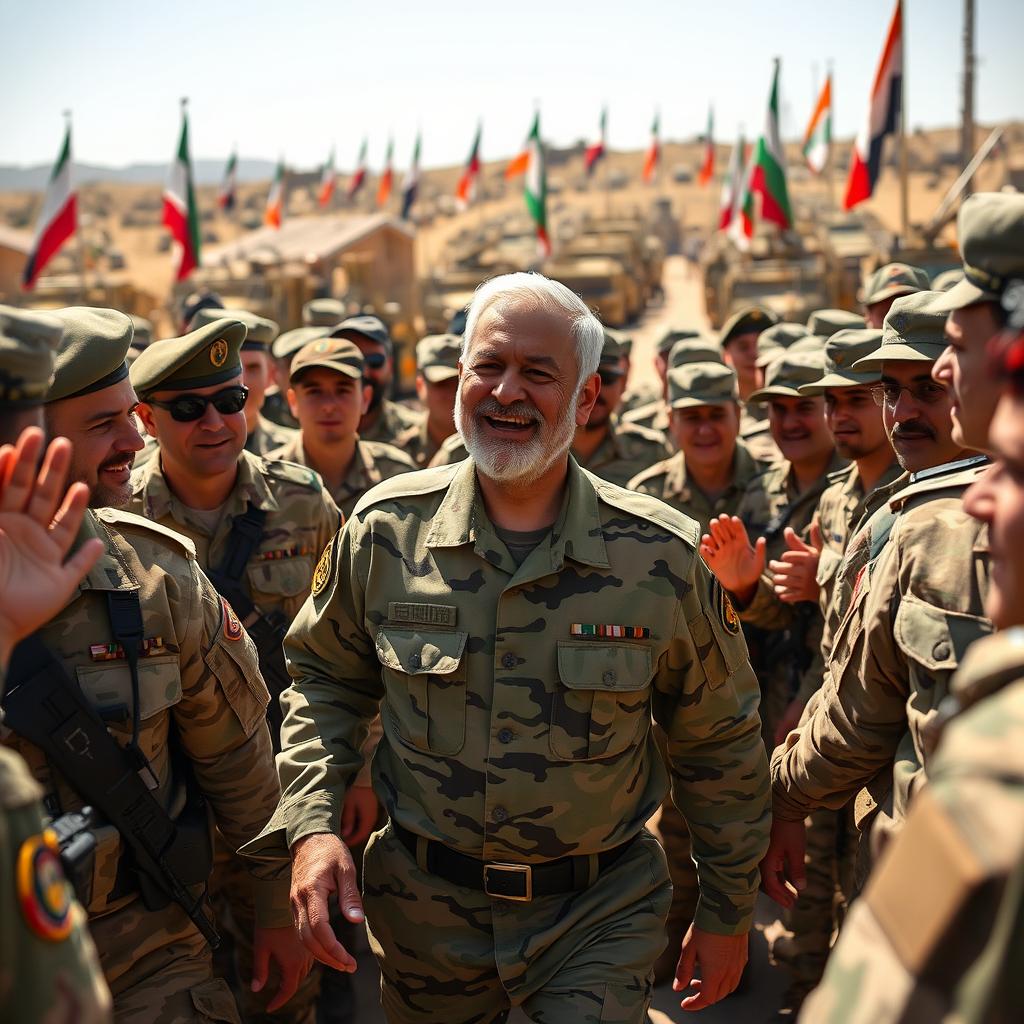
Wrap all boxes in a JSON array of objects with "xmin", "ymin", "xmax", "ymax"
[
  {"xmin": 394, "ymin": 334, "xmax": 461, "ymax": 467},
  {"xmin": 805, "ymin": 308, "xmax": 866, "ymax": 341},
  {"xmin": 244, "ymin": 271, "xmax": 771, "ymax": 1022},
  {"xmin": 127, "ymin": 318, "xmax": 340, "ymax": 1023},
  {"xmin": 617, "ymin": 324, "xmax": 700, "ymax": 420},
  {"xmin": 265, "ymin": 328, "xmax": 332, "ymax": 431},
  {"xmin": 302, "ymin": 298, "xmax": 347, "ymax": 328},
  {"xmin": 268, "ymin": 336, "xmax": 414, "ymax": 519},
  {"xmin": 859, "ymin": 262, "xmax": 931, "ymax": 328},
  {"xmin": 4, "ymin": 306, "xmax": 308, "ymax": 1022}
]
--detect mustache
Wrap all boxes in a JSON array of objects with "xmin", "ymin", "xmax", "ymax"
[
  {"xmin": 892, "ymin": 420, "xmax": 936, "ymax": 440},
  {"xmin": 474, "ymin": 398, "xmax": 542, "ymax": 424},
  {"xmin": 100, "ymin": 450, "xmax": 135, "ymax": 471}
]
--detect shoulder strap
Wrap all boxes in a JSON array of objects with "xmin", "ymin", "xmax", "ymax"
[
  {"xmin": 216, "ymin": 503, "xmax": 268, "ymax": 584},
  {"xmin": 105, "ymin": 590, "xmax": 151, "ymax": 782}
]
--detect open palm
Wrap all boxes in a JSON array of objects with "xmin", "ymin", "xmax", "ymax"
[{"xmin": 699, "ymin": 514, "xmax": 766, "ymax": 596}]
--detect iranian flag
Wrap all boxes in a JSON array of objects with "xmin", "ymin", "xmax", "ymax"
[
  {"xmin": 521, "ymin": 113, "xmax": 550, "ymax": 257},
  {"xmin": 844, "ymin": 0, "xmax": 903, "ymax": 209},
  {"xmin": 743, "ymin": 59, "xmax": 793, "ymax": 230},
  {"xmin": 401, "ymin": 133, "xmax": 421, "ymax": 220},
  {"xmin": 642, "ymin": 112, "xmax": 660, "ymax": 183},
  {"xmin": 718, "ymin": 133, "xmax": 745, "ymax": 231},
  {"xmin": 347, "ymin": 139, "xmax": 368, "ymax": 199},
  {"xmin": 456, "ymin": 123, "xmax": 482, "ymax": 208},
  {"xmin": 729, "ymin": 142, "xmax": 755, "ymax": 250},
  {"xmin": 23, "ymin": 121, "xmax": 77, "ymax": 291},
  {"xmin": 218, "ymin": 150, "xmax": 237, "ymax": 211},
  {"xmin": 264, "ymin": 158, "xmax": 285, "ymax": 229},
  {"xmin": 318, "ymin": 148, "xmax": 336, "ymax": 207},
  {"xmin": 376, "ymin": 139, "xmax": 394, "ymax": 207},
  {"xmin": 505, "ymin": 119, "xmax": 532, "ymax": 180},
  {"xmin": 584, "ymin": 107, "xmax": 607, "ymax": 177},
  {"xmin": 803, "ymin": 73, "xmax": 833, "ymax": 174},
  {"xmin": 698, "ymin": 107, "xmax": 715, "ymax": 186},
  {"xmin": 162, "ymin": 102, "xmax": 201, "ymax": 281}
]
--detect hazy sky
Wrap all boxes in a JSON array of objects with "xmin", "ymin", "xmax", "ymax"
[{"xmin": 3, "ymin": 0, "xmax": 1022, "ymax": 172}]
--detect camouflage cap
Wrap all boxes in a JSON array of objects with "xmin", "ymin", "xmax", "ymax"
[
  {"xmin": 46, "ymin": 307, "xmax": 133, "ymax": 403},
  {"xmin": 934, "ymin": 192, "xmax": 1024, "ymax": 312},
  {"xmin": 302, "ymin": 297, "xmax": 347, "ymax": 328},
  {"xmin": 859, "ymin": 262, "xmax": 931, "ymax": 306},
  {"xmin": 806, "ymin": 308, "xmax": 866, "ymax": 339},
  {"xmin": 718, "ymin": 306, "xmax": 778, "ymax": 348},
  {"xmin": 755, "ymin": 321, "xmax": 811, "ymax": 368},
  {"xmin": 0, "ymin": 305, "xmax": 61, "ymax": 408},
  {"xmin": 852, "ymin": 291, "xmax": 948, "ymax": 371},
  {"xmin": 747, "ymin": 349, "xmax": 827, "ymax": 403},
  {"xmin": 330, "ymin": 314, "xmax": 391, "ymax": 352},
  {"xmin": 289, "ymin": 337, "xmax": 364, "ymax": 383},
  {"xmin": 668, "ymin": 336, "xmax": 723, "ymax": 370},
  {"xmin": 931, "ymin": 268, "xmax": 964, "ymax": 293},
  {"xmin": 667, "ymin": 362, "xmax": 739, "ymax": 409},
  {"xmin": 189, "ymin": 307, "xmax": 279, "ymax": 350},
  {"xmin": 271, "ymin": 326, "xmax": 330, "ymax": 363},
  {"xmin": 130, "ymin": 318, "xmax": 246, "ymax": 397},
  {"xmin": 416, "ymin": 333, "xmax": 461, "ymax": 383},
  {"xmin": 657, "ymin": 326, "xmax": 702, "ymax": 356},
  {"xmin": 799, "ymin": 328, "xmax": 885, "ymax": 394}
]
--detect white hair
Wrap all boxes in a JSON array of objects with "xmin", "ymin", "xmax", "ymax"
[{"xmin": 461, "ymin": 272, "xmax": 603, "ymax": 387}]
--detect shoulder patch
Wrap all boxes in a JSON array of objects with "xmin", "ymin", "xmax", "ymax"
[
  {"xmin": 311, "ymin": 539, "xmax": 333, "ymax": 598},
  {"xmin": 263, "ymin": 457, "xmax": 324, "ymax": 492},
  {"xmin": 711, "ymin": 574, "xmax": 741, "ymax": 635},
  {"xmin": 18, "ymin": 830, "xmax": 73, "ymax": 941},
  {"xmin": 95, "ymin": 507, "xmax": 197, "ymax": 559},
  {"xmin": 587, "ymin": 469, "xmax": 700, "ymax": 548},
  {"xmin": 352, "ymin": 462, "xmax": 461, "ymax": 518},
  {"xmin": 221, "ymin": 596, "xmax": 244, "ymax": 641}
]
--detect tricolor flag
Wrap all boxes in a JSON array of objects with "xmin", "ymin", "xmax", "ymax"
[
  {"xmin": 642, "ymin": 112, "xmax": 660, "ymax": 183},
  {"xmin": 742, "ymin": 59, "xmax": 793, "ymax": 231},
  {"xmin": 347, "ymin": 139, "xmax": 368, "ymax": 200},
  {"xmin": 844, "ymin": 0, "xmax": 903, "ymax": 209},
  {"xmin": 318, "ymin": 148, "xmax": 336, "ymax": 207},
  {"xmin": 264, "ymin": 157, "xmax": 285, "ymax": 229},
  {"xmin": 521, "ymin": 113, "xmax": 550, "ymax": 257},
  {"xmin": 584, "ymin": 107, "xmax": 607, "ymax": 177},
  {"xmin": 376, "ymin": 139, "xmax": 394, "ymax": 208},
  {"xmin": 698, "ymin": 108, "xmax": 715, "ymax": 186},
  {"xmin": 218, "ymin": 150, "xmax": 238, "ymax": 211},
  {"xmin": 803, "ymin": 73, "xmax": 833, "ymax": 175},
  {"xmin": 23, "ymin": 119, "xmax": 77, "ymax": 291},
  {"xmin": 401, "ymin": 133, "xmax": 421, "ymax": 220},
  {"xmin": 456, "ymin": 123, "xmax": 482, "ymax": 209},
  {"xmin": 728, "ymin": 141, "xmax": 755, "ymax": 250},
  {"xmin": 718, "ymin": 133, "xmax": 745, "ymax": 231},
  {"xmin": 505, "ymin": 120, "xmax": 532, "ymax": 180},
  {"xmin": 162, "ymin": 101, "xmax": 201, "ymax": 282}
]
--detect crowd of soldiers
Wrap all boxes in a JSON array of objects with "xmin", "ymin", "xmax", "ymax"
[{"xmin": 0, "ymin": 188, "xmax": 1022, "ymax": 1024}]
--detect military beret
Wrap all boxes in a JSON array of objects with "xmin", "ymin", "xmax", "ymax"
[
  {"xmin": 668, "ymin": 362, "xmax": 739, "ymax": 409},
  {"xmin": 719, "ymin": 306, "xmax": 778, "ymax": 348},
  {"xmin": 657, "ymin": 326, "xmax": 702, "ymax": 356},
  {"xmin": 416, "ymin": 334, "xmax": 461, "ymax": 383},
  {"xmin": 931, "ymin": 268, "xmax": 964, "ymax": 293},
  {"xmin": 934, "ymin": 192, "xmax": 1024, "ymax": 312},
  {"xmin": 130, "ymin": 318, "xmax": 246, "ymax": 397},
  {"xmin": 667, "ymin": 337, "xmax": 723, "ymax": 370},
  {"xmin": 0, "ymin": 305, "xmax": 62, "ymax": 408},
  {"xmin": 189, "ymin": 307, "xmax": 279, "ymax": 350},
  {"xmin": 271, "ymin": 326, "xmax": 330, "ymax": 363},
  {"xmin": 302, "ymin": 297, "xmax": 347, "ymax": 328},
  {"xmin": 852, "ymin": 291, "xmax": 949, "ymax": 371},
  {"xmin": 747, "ymin": 349, "xmax": 827, "ymax": 403},
  {"xmin": 290, "ymin": 337, "xmax": 364, "ymax": 383},
  {"xmin": 755, "ymin": 322, "xmax": 812, "ymax": 369},
  {"xmin": 799, "ymin": 328, "xmax": 885, "ymax": 394},
  {"xmin": 330, "ymin": 314, "xmax": 391, "ymax": 351},
  {"xmin": 806, "ymin": 308, "xmax": 866, "ymax": 339},
  {"xmin": 46, "ymin": 307, "xmax": 133, "ymax": 403},
  {"xmin": 860, "ymin": 262, "xmax": 931, "ymax": 306}
]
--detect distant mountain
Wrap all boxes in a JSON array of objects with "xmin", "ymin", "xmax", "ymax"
[{"xmin": 0, "ymin": 158, "xmax": 279, "ymax": 191}]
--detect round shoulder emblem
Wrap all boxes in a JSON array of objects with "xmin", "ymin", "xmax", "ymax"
[
  {"xmin": 221, "ymin": 596, "xmax": 243, "ymax": 641},
  {"xmin": 209, "ymin": 339, "xmax": 229, "ymax": 368},
  {"xmin": 311, "ymin": 540, "xmax": 333, "ymax": 598},
  {"xmin": 710, "ymin": 575, "xmax": 741, "ymax": 636},
  {"xmin": 17, "ymin": 830, "xmax": 73, "ymax": 942}
]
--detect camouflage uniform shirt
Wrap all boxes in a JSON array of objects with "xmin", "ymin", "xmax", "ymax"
[
  {"xmin": 245, "ymin": 414, "xmax": 298, "ymax": 459},
  {"xmin": 427, "ymin": 432, "xmax": 470, "ymax": 468},
  {"xmin": 573, "ymin": 420, "xmax": 672, "ymax": 489},
  {"xmin": 360, "ymin": 400, "xmax": 423, "ymax": 448},
  {"xmin": 394, "ymin": 417, "xmax": 449, "ymax": 469}
]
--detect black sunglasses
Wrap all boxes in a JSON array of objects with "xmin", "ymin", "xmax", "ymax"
[{"xmin": 147, "ymin": 385, "xmax": 249, "ymax": 422}]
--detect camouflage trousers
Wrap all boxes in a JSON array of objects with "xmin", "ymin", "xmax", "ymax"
[
  {"xmin": 362, "ymin": 822, "xmax": 672, "ymax": 1023},
  {"xmin": 92, "ymin": 898, "xmax": 240, "ymax": 1023}
]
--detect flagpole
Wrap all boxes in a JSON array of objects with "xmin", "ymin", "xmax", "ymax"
[
  {"xmin": 898, "ymin": 0, "xmax": 909, "ymax": 241},
  {"xmin": 65, "ymin": 109, "xmax": 87, "ymax": 303}
]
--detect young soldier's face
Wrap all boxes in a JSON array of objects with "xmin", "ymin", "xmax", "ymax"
[
  {"xmin": 825, "ymin": 385, "xmax": 892, "ymax": 461},
  {"xmin": 767, "ymin": 395, "xmax": 833, "ymax": 466},
  {"xmin": 671, "ymin": 403, "xmax": 739, "ymax": 473},
  {"xmin": 288, "ymin": 368, "xmax": 369, "ymax": 446}
]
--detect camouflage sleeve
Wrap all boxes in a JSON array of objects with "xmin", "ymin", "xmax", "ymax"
[
  {"xmin": 316, "ymin": 487, "xmax": 344, "ymax": 553},
  {"xmin": 651, "ymin": 555, "xmax": 771, "ymax": 935}
]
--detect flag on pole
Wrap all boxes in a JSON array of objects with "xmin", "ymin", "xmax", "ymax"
[
  {"xmin": 728, "ymin": 141, "xmax": 755, "ymax": 250},
  {"xmin": 844, "ymin": 0, "xmax": 903, "ymax": 209},
  {"xmin": 584, "ymin": 107, "xmax": 607, "ymax": 177},
  {"xmin": 802, "ymin": 73, "xmax": 833, "ymax": 174},
  {"xmin": 718, "ymin": 134, "xmax": 744, "ymax": 231},
  {"xmin": 218, "ymin": 150, "xmax": 238, "ymax": 211},
  {"xmin": 521, "ymin": 113, "xmax": 550, "ymax": 257},
  {"xmin": 264, "ymin": 157, "xmax": 285, "ymax": 229},
  {"xmin": 456, "ymin": 123, "xmax": 482, "ymax": 209},
  {"xmin": 347, "ymin": 139, "xmax": 368, "ymax": 199},
  {"xmin": 318, "ymin": 148, "xmax": 336, "ymax": 207},
  {"xmin": 162, "ymin": 101, "xmax": 201, "ymax": 282},
  {"xmin": 376, "ymin": 139, "xmax": 394, "ymax": 207},
  {"xmin": 401, "ymin": 133, "xmax": 421, "ymax": 220},
  {"xmin": 742, "ymin": 59, "xmax": 793, "ymax": 230},
  {"xmin": 23, "ymin": 120, "xmax": 77, "ymax": 291},
  {"xmin": 642, "ymin": 112, "xmax": 660, "ymax": 183},
  {"xmin": 698, "ymin": 108, "xmax": 715, "ymax": 186}
]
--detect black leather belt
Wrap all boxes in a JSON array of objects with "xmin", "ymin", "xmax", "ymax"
[{"xmin": 391, "ymin": 822, "xmax": 637, "ymax": 902}]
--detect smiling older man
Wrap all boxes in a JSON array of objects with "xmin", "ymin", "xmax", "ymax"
[{"xmin": 243, "ymin": 272, "xmax": 770, "ymax": 1023}]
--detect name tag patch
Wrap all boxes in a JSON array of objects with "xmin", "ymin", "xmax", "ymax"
[{"xmin": 388, "ymin": 602, "xmax": 457, "ymax": 628}]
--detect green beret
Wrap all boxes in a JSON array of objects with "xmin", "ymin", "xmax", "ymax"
[
  {"xmin": 189, "ymin": 307, "xmax": 279, "ymax": 350},
  {"xmin": 657, "ymin": 326, "xmax": 702, "ymax": 356},
  {"xmin": 799, "ymin": 329, "xmax": 885, "ymax": 394},
  {"xmin": 667, "ymin": 337, "xmax": 722, "ymax": 370},
  {"xmin": 806, "ymin": 308, "xmax": 866, "ymax": 339},
  {"xmin": 290, "ymin": 337, "xmax": 364, "ymax": 383},
  {"xmin": 131, "ymin": 319, "xmax": 246, "ymax": 397},
  {"xmin": 331, "ymin": 314, "xmax": 391, "ymax": 351},
  {"xmin": 747, "ymin": 349, "xmax": 826, "ymax": 403},
  {"xmin": 755, "ymin": 322, "xmax": 812, "ymax": 369},
  {"xmin": 272, "ymin": 326, "xmax": 330, "ymax": 363},
  {"xmin": 668, "ymin": 362, "xmax": 738, "ymax": 409},
  {"xmin": 860, "ymin": 262, "xmax": 931, "ymax": 306},
  {"xmin": 852, "ymin": 291, "xmax": 949, "ymax": 371},
  {"xmin": 719, "ymin": 306, "xmax": 778, "ymax": 348},
  {"xmin": 46, "ymin": 307, "xmax": 133, "ymax": 403},
  {"xmin": 416, "ymin": 334, "xmax": 461, "ymax": 383},
  {"xmin": 0, "ymin": 305, "xmax": 62, "ymax": 408},
  {"xmin": 302, "ymin": 298, "xmax": 348, "ymax": 328}
]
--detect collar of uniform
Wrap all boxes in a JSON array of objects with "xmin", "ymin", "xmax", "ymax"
[
  {"xmin": 337, "ymin": 440, "xmax": 381, "ymax": 502},
  {"xmin": 231, "ymin": 450, "xmax": 282, "ymax": 513},
  {"xmin": 74, "ymin": 510, "xmax": 139, "ymax": 595},
  {"xmin": 663, "ymin": 441, "xmax": 760, "ymax": 500},
  {"xmin": 273, "ymin": 434, "xmax": 306, "ymax": 466}
]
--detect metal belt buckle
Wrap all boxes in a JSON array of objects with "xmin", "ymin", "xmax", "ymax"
[{"xmin": 483, "ymin": 862, "xmax": 533, "ymax": 902}]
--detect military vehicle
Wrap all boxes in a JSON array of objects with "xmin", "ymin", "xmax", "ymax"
[{"xmin": 542, "ymin": 256, "xmax": 633, "ymax": 327}]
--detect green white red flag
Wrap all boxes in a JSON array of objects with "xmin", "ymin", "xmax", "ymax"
[
  {"xmin": 698, "ymin": 107, "xmax": 714, "ymax": 186},
  {"xmin": 162, "ymin": 101, "xmax": 201, "ymax": 281},
  {"xmin": 521, "ymin": 113, "xmax": 549, "ymax": 257},
  {"xmin": 347, "ymin": 139, "xmax": 368, "ymax": 199},
  {"xmin": 376, "ymin": 139, "xmax": 394, "ymax": 207},
  {"xmin": 802, "ymin": 73, "xmax": 833, "ymax": 175},
  {"xmin": 264, "ymin": 157, "xmax": 285, "ymax": 228},
  {"xmin": 728, "ymin": 140, "xmax": 755, "ymax": 250},
  {"xmin": 456, "ymin": 123, "xmax": 482, "ymax": 209},
  {"xmin": 218, "ymin": 150, "xmax": 237, "ymax": 211},
  {"xmin": 23, "ymin": 120, "xmax": 77, "ymax": 290},
  {"xmin": 743, "ymin": 59, "xmax": 793, "ymax": 230},
  {"xmin": 718, "ymin": 133, "xmax": 744, "ymax": 231},
  {"xmin": 642, "ymin": 111, "xmax": 660, "ymax": 183},
  {"xmin": 584, "ymin": 107, "xmax": 607, "ymax": 177},
  {"xmin": 318, "ymin": 148, "xmax": 336, "ymax": 207}
]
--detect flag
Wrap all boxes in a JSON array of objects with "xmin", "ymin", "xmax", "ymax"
[
  {"xmin": 218, "ymin": 150, "xmax": 237, "ymax": 211},
  {"xmin": 505, "ymin": 122, "xmax": 531, "ymax": 179},
  {"xmin": 401, "ymin": 133, "xmax": 421, "ymax": 220},
  {"xmin": 347, "ymin": 139, "xmax": 368, "ymax": 199},
  {"xmin": 456, "ymin": 123, "xmax": 482, "ymax": 208},
  {"xmin": 743, "ymin": 59, "xmax": 793, "ymax": 230},
  {"xmin": 729, "ymin": 142, "xmax": 755, "ymax": 250},
  {"xmin": 521, "ymin": 113, "xmax": 550, "ymax": 257},
  {"xmin": 844, "ymin": 0, "xmax": 903, "ymax": 209},
  {"xmin": 803, "ymin": 73, "xmax": 833, "ymax": 174},
  {"xmin": 162, "ymin": 101, "xmax": 201, "ymax": 281},
  {"xmin": 23, "ymin": 120, "xmax": 77, "ymax": 291},
  {"xmin": 376, "ymin": 139, "xmax": 394, "ymax": 207},
  {"xmin": 642, "ymin": 112, "xmax": 660, "ymax": 183},
  {"xmin": 718, "ymin": 133, "xmax": 744, "ymax": 231},
  {"xmin": 584, "ymin": 107, "xmax": 607, "ymax": 177},
  {"xmin": 264, "ymin": 157, "xmax": 285, "ymax": 229},
  {"xmin": 698, "ymin": 108, "xmax": 715, "ymax": 186},
  {"xmin": 318, "ymin": 148, "xmax": 336, "ymax": 207}
]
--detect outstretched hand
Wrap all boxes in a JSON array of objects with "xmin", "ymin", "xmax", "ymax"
[
  {"xmin": 699, "ymin": 514, "xmax": 765, "ymax": 605},
  {"xmin": 769, "ymin": 524, "xmax": 822, "ymax": 604}
]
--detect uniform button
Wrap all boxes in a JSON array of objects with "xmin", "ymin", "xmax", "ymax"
[
  {"xmin": 493, "ymin": 806, "xmax": 508, "ymax": 823},
  {"xmin": 933, "ymin": 641, "xmax": 951, "ymax": 661},
  {"xmin": 498, "ymin": 728, "xmax": 514, "ymax": 744},
  {"xmin": 501, "ymin": 653, "xmax": 517, "ymax": 669},
  {"xmin": 602, "ymin": 670, "xmax": 617, "ymax": 684},
  {"xmin": 409, "ymin": 653, "xmax": 422, "ymax": 670}
]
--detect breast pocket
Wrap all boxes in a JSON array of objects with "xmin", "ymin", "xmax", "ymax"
[
  {"xmin": 375, "ymin": 628, "xmax": 468, "ymax": 756},
  {"xmin": 550, "ymin": 642, "xmax": 653, "ymax": 761},
  {"xmin": 75, "ymin": 655, "xmax": 183, "ymax": 732},
  {"xmin": 246, "ymin": 557, "xmax": 313, "ymax": 607}
]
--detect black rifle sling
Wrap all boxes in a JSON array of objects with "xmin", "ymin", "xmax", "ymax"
[
  {"xmin": 210, "ymin": 503, "xmax": 268, "ymax": 618},
  {"xmin": 105, "ymin": 589, "xmax": 152, "ymax": 782}
]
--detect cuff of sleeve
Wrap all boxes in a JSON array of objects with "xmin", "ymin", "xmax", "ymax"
[
  {"xmin": 770, "ymin": 768, "xmax": 814, "ymax": 822},
  {"xmin": 253, "ymin": 875, "xmax": 293, "ymax": 929},
  {"xmin": 239, "ymin": 792, "xmax": 343, "ymax": 863},
  {"xmin": 693, "ymin": 891, "xmax": 756, "ymax": 936},
  {"xmin": 736, "ymin": 575, "xmax": 779, "ymax": 622}
]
